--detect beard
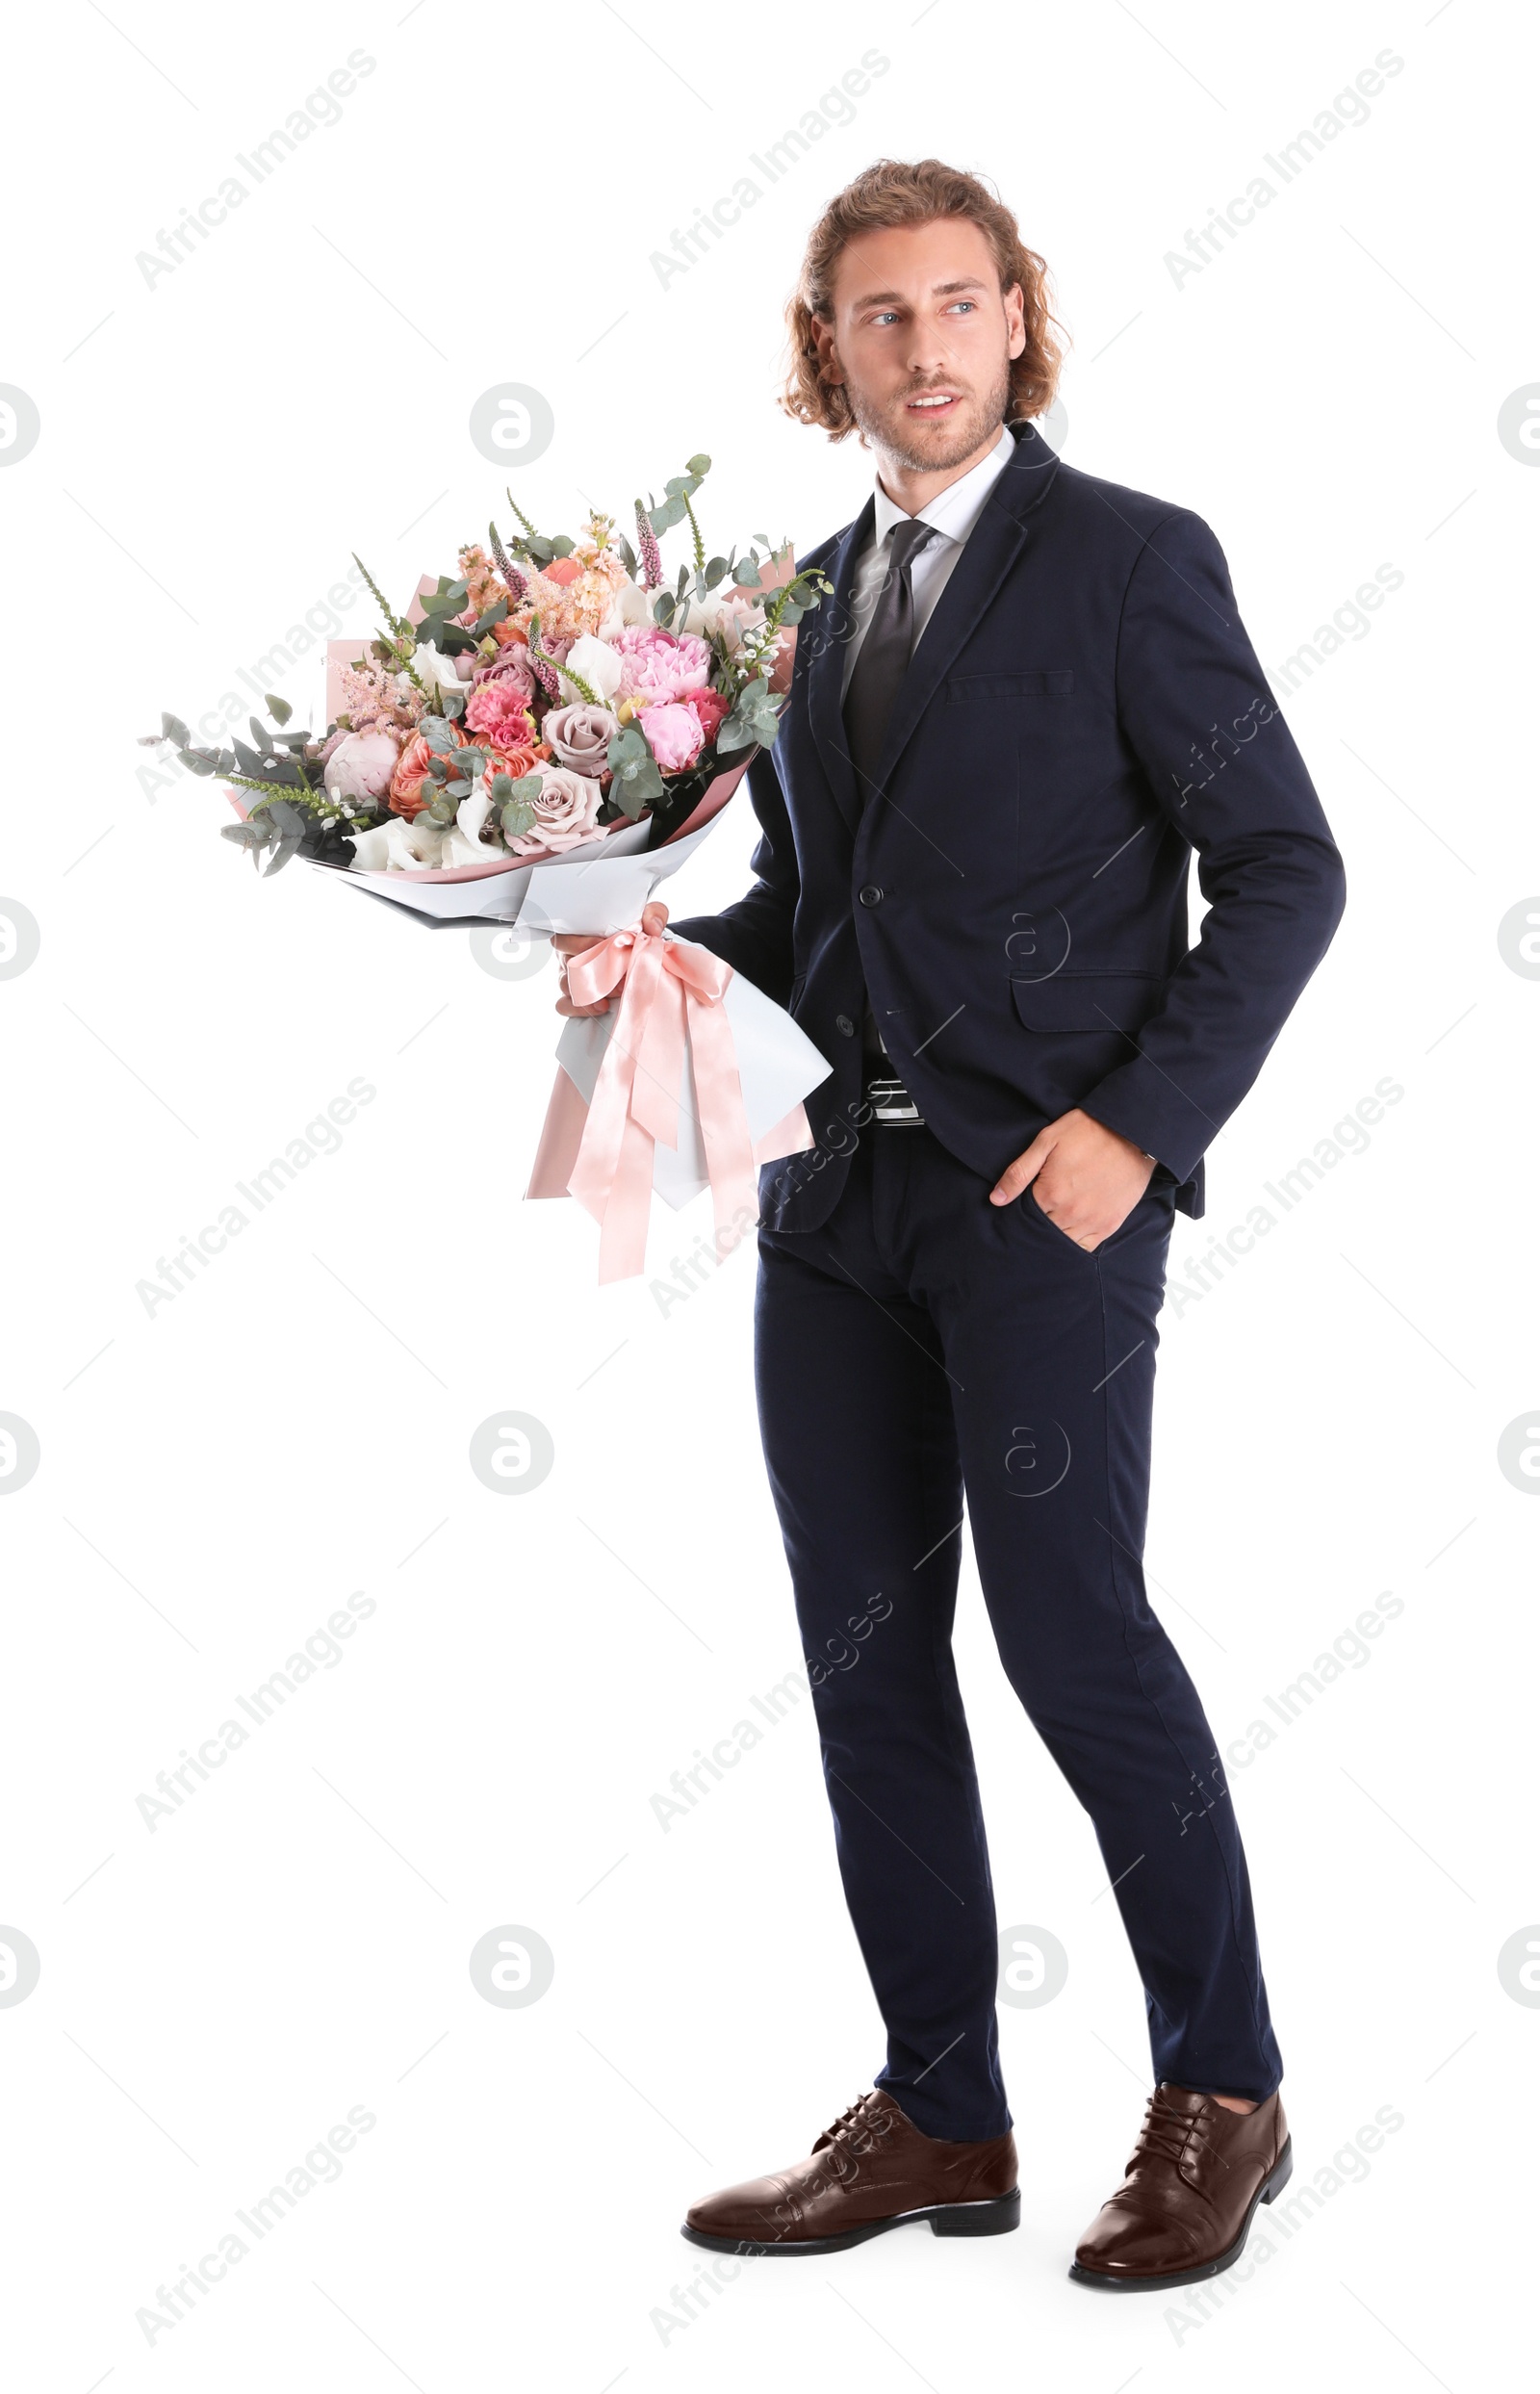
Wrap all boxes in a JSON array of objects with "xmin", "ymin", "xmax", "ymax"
[{"xmin": 844, "ymin": 356, "xmax": 1014, "ymax": 471}]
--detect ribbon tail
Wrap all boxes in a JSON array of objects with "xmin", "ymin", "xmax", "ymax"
[
  {"xmin": 687, "ymin": 991, "xmax": 758, "ymax": 1257},
  {"xmin": 629, "ymin": 965, "xmax": 686, "ymax": 1151},
  {"xmin": 597, "ymin": 1110, "xmax": 656, "ymax": 1283}
]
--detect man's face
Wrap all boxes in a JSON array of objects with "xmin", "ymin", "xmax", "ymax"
[{"xmin": 814, "ymin": 217, "xmax": 1026, "ymax": 472}]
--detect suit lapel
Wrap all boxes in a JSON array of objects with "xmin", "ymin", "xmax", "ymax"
[
  {"xmin": 806, "ymin": 496, "xmax": 874, "ymax": 836},
  {"xmin": 870, "ymin": 420, "xmax": 1062, "ymax": 803}
]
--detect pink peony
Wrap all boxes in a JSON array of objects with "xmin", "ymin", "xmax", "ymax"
[
  {"xmin": 323, "ymin": 729, "xmax": 401, "ymax": 803},
  {"xmin": 637, "ymin": 702, "xmax": 705, "ymax": 774},
  {"xmin": 612, "ymin": 624, "xmax": 712, "ymax": 708},
  {"xmin": 465, "ymin": 682, "xmax": 536, "ymax": 749}
]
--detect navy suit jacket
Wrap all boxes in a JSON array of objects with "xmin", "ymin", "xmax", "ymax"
[{"xmin": 673, "ymin": 418, "xmax": 1347, "ymax": 1231}]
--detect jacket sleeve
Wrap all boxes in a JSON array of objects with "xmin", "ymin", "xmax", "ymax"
[
  {"xmin": 1079, "ymin": 509, "xmax": 1347, "ymax": 1183},
  {"xmin": 668, "ymin": 739, "xmax": 801, "ymax": 1006}
]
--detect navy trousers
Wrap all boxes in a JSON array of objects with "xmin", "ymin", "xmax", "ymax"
[{"xmin": 754, "ymin": 1121, "xmax": 1282, "ymax": 2143}]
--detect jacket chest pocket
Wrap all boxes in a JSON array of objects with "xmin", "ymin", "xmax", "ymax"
[{"xmin": 944, "ymin": 670, "xmax": 1075, "ymax": 702}]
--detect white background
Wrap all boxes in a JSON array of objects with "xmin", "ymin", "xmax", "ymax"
[{"xmin": 1, "ymin": 2, "xmax": 1534, "ymax": 2386}]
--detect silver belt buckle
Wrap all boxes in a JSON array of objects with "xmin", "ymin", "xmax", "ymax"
[{"xmin": 866, "ymin": 1075, "xmax": 925, "ymax": 1126}]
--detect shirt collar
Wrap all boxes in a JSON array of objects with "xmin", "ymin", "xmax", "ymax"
[{"xmin": 870, "ymin": 421, "xmax": 1015, "ymax": 550}]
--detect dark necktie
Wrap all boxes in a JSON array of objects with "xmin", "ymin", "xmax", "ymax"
[{"xmin": 841, "ymin": 517, "xmax": 942, "ymax": 796}]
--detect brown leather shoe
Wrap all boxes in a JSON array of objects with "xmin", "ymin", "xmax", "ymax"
[
  {"xmin": 1070, "ymin": 2083, "xmax": 1292, "ymax": 2289},
  {"xmin": 681, "ymin": 2089, "xmax": 1019, "ymax": 2254}
]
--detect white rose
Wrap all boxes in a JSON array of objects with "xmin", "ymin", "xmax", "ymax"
[{"xmin": 557, "ymin": 632, "xmax": 624, "ymax": 706}]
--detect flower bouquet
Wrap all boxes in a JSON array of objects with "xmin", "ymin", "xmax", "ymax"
[
  {"xmin": 149, "ymin": 454, "xmax": 836, "ymax": 1278},
  {"xmin": 153, "ymin": 454, "xmax": 831, "ymax": 931}
]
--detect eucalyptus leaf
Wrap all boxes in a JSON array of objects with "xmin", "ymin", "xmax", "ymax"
[
  {"xmin": 500, "ymin": 798, "xmax": 535, "ymax": 837},
  {"xmin": 687, "ymin": 453, "xmax": 712, "ymax": 476},
  {"xmin": 604, "ymin": 723, "xmax": 665, "ymax": 815},
  {"xmin": 177, "ymin": 747, "xmax": 218, "ymax": 778},
  {"xmin": 248, "ymin": 716, "xmax": 274, "ymax": 754},
  {"xmin": 162, "ymin": 711, "xmax": 191, "ymax": 748},
  {"xmin": 263, "ymin": 836, "xmax": 302, "ymax": 875},
  {"xmin": 705, "ymin": 556, "xmax": 729, "ymax": 588},
  {"xmin": 732, "ymin": 558, "xmax": 763, "ymax": 587},
  {"xmin": 265, "ymin": 693, "xmax": 294, "ymax": 726},
  {"xmin": 422, "ymin": 717, "xmax": 458, "ymax": 754},
  {"xmin": 220, "ymin": 819, "xmax": 269, "ymax": 847},
  {"xmin": 441, "ymin": 689, "xmax": 466, "ymax": 719},
  {"xmin": 615, "ymin": 531, "xmax": 638, "ymax": 576},
  {"xmin": 718, "ymin": 678, "xmax": 779, "ymax": 755}
]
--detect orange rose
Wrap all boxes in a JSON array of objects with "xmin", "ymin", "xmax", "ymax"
[
  {"xmin": 389, "ymin": 723, "xmax": 465, "ymax": 818},
  {"xmin": 492, "ymin": 621, "xmax": 528, "ymax": 649},
  {"xmin": 483, "ymin": 738, "xmax": 543, "ymax": 784}
]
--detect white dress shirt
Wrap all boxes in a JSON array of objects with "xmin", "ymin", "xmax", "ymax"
[{"xmin": 838, "ymin": 422, "xmax": 1016, "ymax": 700}]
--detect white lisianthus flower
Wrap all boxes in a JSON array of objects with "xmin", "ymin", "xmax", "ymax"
[
  {"xmin": 409, "ymin": 642, "xmax": 467, "ymax": 700},
  {"xmin": 557, "ymin": 631, "xmax": 625, "ymax": 705},
  {"xmin": 618, "ymin": 579, "xmax": 666, "ymax": 629},
  {"xmin": 678, "ymin": 588, "xmax": 769, "ymax": 646},
  {"xmin": 440, "ymin": 784, "xmax": 503, "ymax": 868},
  {"xmin": 348, "ymin": 814, "xmax": 446, "ymax": 873}
]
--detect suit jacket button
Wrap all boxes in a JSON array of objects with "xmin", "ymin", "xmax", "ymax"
[
  {"xmin": 859, "ymin": 885, "xmax": 884, "ymax": 907},
  {"xmin": 835, "ymin": 1014, "xmax": 855, "ymax": 1036}
]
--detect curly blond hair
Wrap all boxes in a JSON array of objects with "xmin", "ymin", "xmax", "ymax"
[{"xmin": 781, "ymin": 158, "xmax": 1064, "ymax": 440}]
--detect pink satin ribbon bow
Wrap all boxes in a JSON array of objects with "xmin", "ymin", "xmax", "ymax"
[{"xmin": 563, "ymin": 923, "xmax": 758, "ymax": 1284}]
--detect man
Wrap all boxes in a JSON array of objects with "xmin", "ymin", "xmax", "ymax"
[{"xmin": 555, "ymin": 158, "xmax": 1345, "ymax": 2288}]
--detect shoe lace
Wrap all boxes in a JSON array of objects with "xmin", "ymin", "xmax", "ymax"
[
  {"xmin": 816, "ymin": 2092, "xmax": 886, "ymax": 2152},
  {"xmin": 1125, "ymin": 2092, "xmax": 1239, "ymax": 2201}
]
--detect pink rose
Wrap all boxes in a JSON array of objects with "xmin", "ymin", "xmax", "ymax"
[
  {"xmin": 637, "ymin": 701, "xmax": 705, "ymax": 774},
  {"xmin": 504, "ymin": 766, "xmax": 603, "ymax": 856},
  {"xmin": 465, "ymin": 682, "xmax": 536, "ymax": 749},
  {"xmin": 473, "ymin": 647, "xmax": 537, "ymax": 705},
  {"xmin": 544, "ymin": 701, "xmax": 621, "ymax": 775},
  {"xmin": 612, "ymin": 624, "xmax": 712, "ymax": 708}
]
